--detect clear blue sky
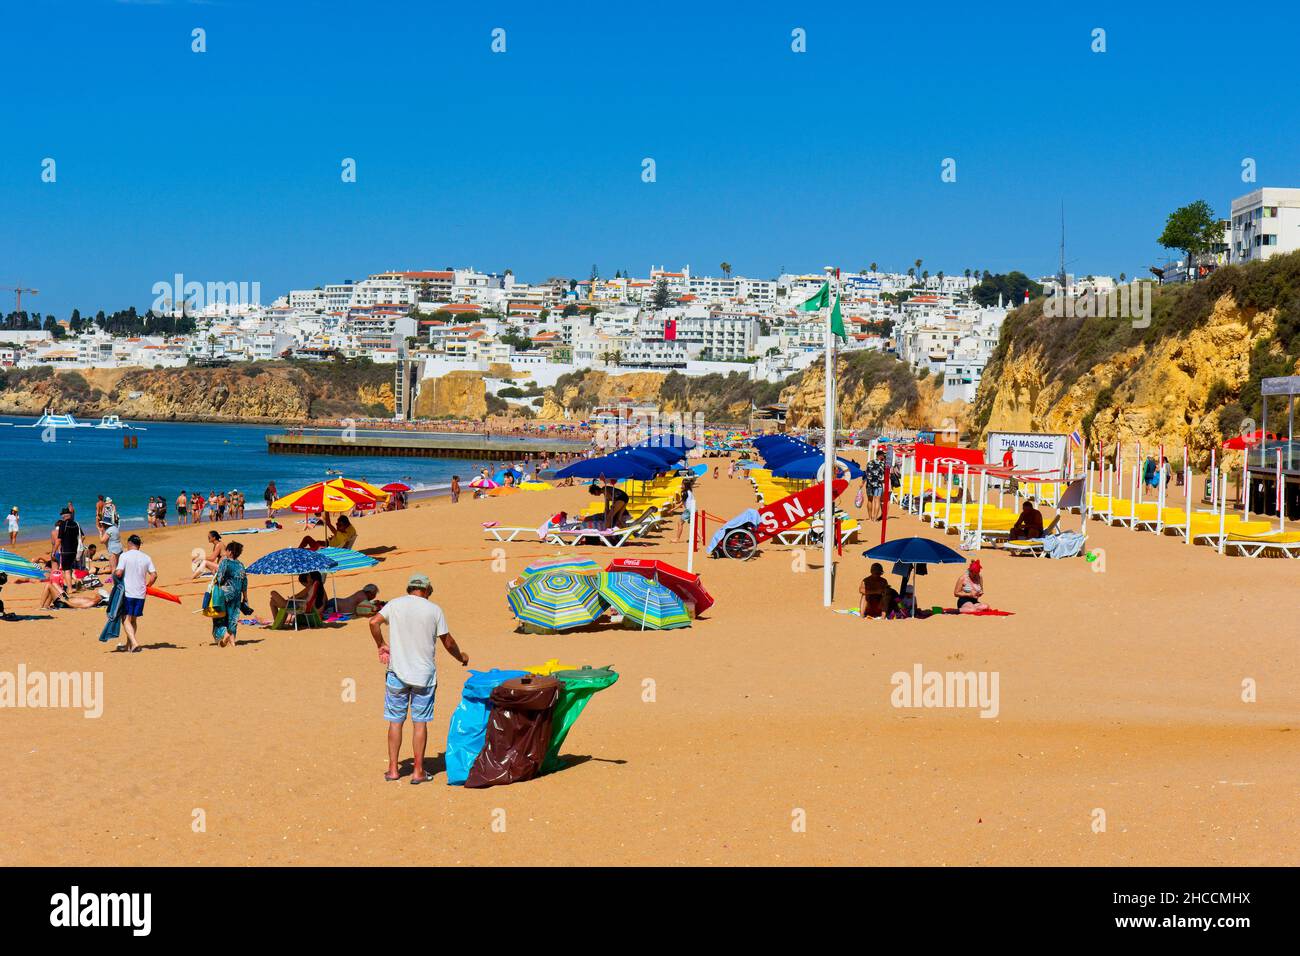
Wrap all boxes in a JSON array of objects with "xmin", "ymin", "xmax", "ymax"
[{"xmin": 5, "ymin": 0, "xmax": 1299, "ymax": 316}]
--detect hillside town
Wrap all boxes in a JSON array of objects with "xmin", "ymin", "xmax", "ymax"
[{"xmin": 5, "ymin": 184, "xmax": 1298, "ymax": 417}]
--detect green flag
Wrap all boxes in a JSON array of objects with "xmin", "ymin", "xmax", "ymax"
[
  {"xmin": 798, "ymin": 281, "xmax": 830, "ymax": 312},
  {"xmin": 830, "ymin": 292, "xmax": 846, "ymax": 343}
]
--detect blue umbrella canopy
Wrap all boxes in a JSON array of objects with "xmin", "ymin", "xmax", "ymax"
[
  {"xmin": 246, "ymin": 548, "xmax": 338, "ymax": 575},
  {"xmin": 761, "ymin": 444, "xmax": 817, "ymax": 468},
  {"xmin": 596, "ymin": 571, "xmax": 691, "ymax": 630},
  {"xmin": 554, "ymin": 455, "xmax": 661, "ymax": 481},
  {"xmin": 0, "ymin": 549, "xmax": 45, "ymax": 580},
  {"xmin": 637, "ymin": 435, "xmax": 696, "ymax": 451},
  {"xmin": 771, "ymin": 454, "xmax": 864, "ymax": 480},
  {"xmin": 863, "ymin": 537, "xmax": 966, "ymax": 566},
  {"xmin": 618, "ymin": 445, "xmax": 681, "ymax": 466},
  {"xmin": 316, "ymin": 546, "xmax": 378, "ymax": 573},
  {"xmin": 507, "ymin": 571, "xmax": 606, "ymax": 631}
]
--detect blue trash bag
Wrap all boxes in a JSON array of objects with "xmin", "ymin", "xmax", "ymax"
[{"xmin": 445, "ymin": 669, "xmax": 528, "ymax": 785}]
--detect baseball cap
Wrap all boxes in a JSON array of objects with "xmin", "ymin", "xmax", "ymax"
[{"xmin": 407, "ymin": 572, "xmax": 432, "ymax": 590}]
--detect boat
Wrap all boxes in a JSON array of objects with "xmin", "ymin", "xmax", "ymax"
[
  {"xmin": 16, "ymin": 410, "xmax": 90, "ymax": 429},
  {"xmin": 94, "ymin": 415, "xmax": 146, "ymax": 431}
]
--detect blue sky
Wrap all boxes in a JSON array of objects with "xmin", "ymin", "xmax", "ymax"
[{"xmin": 4, "ymin": 0, "xmax": 1299, "ymax": 315}]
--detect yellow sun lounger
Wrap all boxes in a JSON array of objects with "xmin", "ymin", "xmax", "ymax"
[{"xmin": 1224, "ymin": 530, "xmax": 1300, "ymax": 557}]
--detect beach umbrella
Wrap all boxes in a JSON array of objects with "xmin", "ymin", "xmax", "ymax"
[
  {"xmin": 617, "ymin": 445, "xmax": 681, "ymax": 466},
  {"xmin": 507, "ymin": 572, "xmax": 606, "ymax": 632},
  {"xmin": 469, "ymin": 474, "xmax": 499, "ymax": 489},
  {"xmin": 329, "ymin": 476, "xmax": 390, "ymax": 500},
  {"xmin": 771, "ymin": 454, "xmax": 864, "ymax": 480},
  {"xmin": 316, "ymin": 546, "xmax": 379, "ymax": 573},
  {"xmin": 554, "ymin": 455, "xmax": 660, "ymax": 481},
  {"xmin": 597, "ymin": 571, "xmax": 691, "ymax": 630},
  {"xmin": 246, "ymin": 548, "xmax": 339, "ymax": 575},
  {"xmin": 605, "ymin": 557, "xmax": 714, "ymax": 615},
  {"xmin": 0, "ymin": 549, "xmax": 45, "ymax": 580},
  {"xmin": 380, "ymin": 482, "xmax": 410, "ymax": 493},
  {"xmin": 521, "ymin": 557, "xmax": 600, "ymax": 579},
  {"xmin": 863, "ymin": 536, "xmax": 966, "ymax": 618},
  {"xmin": 273, "ymin": 480, "xmax": 379, "ymax": 514},
  {"xmin": 1222, "ymin": 430, "xmax": 1276, "ymax": 450}
]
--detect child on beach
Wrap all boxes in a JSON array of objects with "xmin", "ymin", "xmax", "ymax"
[
  {"xmin": 6, "ymin": 507, "xmax": 17, "ymax": 546},
  {"xmin": 450, "ymin": 476, "xmax": 460, "ymax": 503}
]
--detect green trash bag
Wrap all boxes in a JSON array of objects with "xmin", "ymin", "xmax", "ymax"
[{"xmin": 543, "ymin": 665, "xmax": 619, "ymax": 774}]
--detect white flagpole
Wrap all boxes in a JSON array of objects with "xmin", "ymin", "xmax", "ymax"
[
  {"xmin": 1185, "ymin": 455, "xmax": 1193, "ymax": 545},
  {"xmin": 1277, "ymin": 447, "xmax": 1284, "ymax": 533},
  {"xmin": 944, "ymin": 461, "xmax": 954, "ymax": 528},
  {"xmin": 960, "ymin": 463, "xmax": 969, "ymax": 536},
  {"xmin": 821, "ymin": 273, "xmax": 835, "ymax": 608},
  {"xmin": 686, "ymin": 493, "xmax": 696, "ymax": 573},
  {"xmin": 1218, "ymin": 470, "xmax": 1228, "ymax": 555},
  {"xmin": 1129, "ymin": 463, "xmax": 1138, "ymax": 531},
  {"xmin": 975, "ymin": 470, "xmax": 986, "ymax": 549}
]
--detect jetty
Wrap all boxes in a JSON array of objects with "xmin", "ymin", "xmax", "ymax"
[{"xmin": 265, "ymin": 429, "xmax": 589, "ymax": 461}]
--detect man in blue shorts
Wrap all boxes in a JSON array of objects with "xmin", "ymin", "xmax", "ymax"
[
  {"xmin": 113, "ymin": 534, "xmax": 156, "ymax": 653},
  {"xmin": 368, "ymin": 573, "xmax": 469, "ymax": 784}
]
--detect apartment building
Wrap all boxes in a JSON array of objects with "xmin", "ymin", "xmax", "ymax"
[{"xmin": 1230, "ymin": 188, "xmax": 1300, "ymax": 264}]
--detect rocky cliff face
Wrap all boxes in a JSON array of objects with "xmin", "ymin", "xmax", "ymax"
[
  {"xmin": 973, "ymin": 292, "xmax": 1282, "ymax": 468},
  {"xmin": 0, "ymin": 364, "xmax": 395, "ymax": 422},
  {"xmin": 536, "ymin": 371, "xmax": 668, "ymax": 420},
  {"xmin": 782, "ymin": 356, "xmax": 966, "ymax": 432},
  {"xmin": 413, "ymin": 370, "xmax": 487, "ymax": 419}
]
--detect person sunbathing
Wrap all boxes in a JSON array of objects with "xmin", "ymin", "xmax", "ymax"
[
  {"xmin": 270, "ymin": 571, "xmax": 325, "ymax": 619},
  {"xmin": 1008, "ymin": 501, "xmax": 1044, "ymax": 540},
  {"xmin": 954, "ymin": 560, "xmax": 989, "ymax": 613},
  {"xmin": 859, "ymin": 563, "xmax": 897, "ymax": 618},
  {"xmin": 192, "ymin": 530, "xmax": 224, "ymax": 579},
  {"xmin": 323, "ymin": 583, "xmax": 379, "ymax": 616},
  {"xmin": 298, "ymin": 514, "xmax": 357, "ymax": 551}
]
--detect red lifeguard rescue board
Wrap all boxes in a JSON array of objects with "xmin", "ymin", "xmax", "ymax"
[{"xmin": 754, "ymin": 479, "xmax": 848, "ymax": 541}]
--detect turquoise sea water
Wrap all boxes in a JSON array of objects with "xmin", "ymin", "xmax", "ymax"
[{"xmin": 0, "ymin": 417, "xmax": 549, "ymax": 543}]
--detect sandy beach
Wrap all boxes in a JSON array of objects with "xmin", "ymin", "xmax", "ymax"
[{"xmin": 0, "ymin": 457, "xmax": 1296, "ymax": 866}]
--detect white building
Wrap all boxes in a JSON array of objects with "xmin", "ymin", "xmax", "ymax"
[{"xmin": 1230, "ymin": 188, "xmax": 1300, "ymax": 264}]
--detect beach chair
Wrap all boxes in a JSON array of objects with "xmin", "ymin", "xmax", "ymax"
[
  {"xmin": 1190, "ymin": 517, "xmax": 1274, "ymax": 548},
  {"xmin": 271, "ymin": 598, "xmax": 324, "ymax": 631},
  {"xmin": 548, "ymin": 511, "xmax": 660, "ymax": 548},
  {"xmin": 483, "ymin": 524, "xmax": 549, "ymax": 542},
  {"xmin": 1224, "ymin": 530, "xmax": 1300, "ymax": 558}
]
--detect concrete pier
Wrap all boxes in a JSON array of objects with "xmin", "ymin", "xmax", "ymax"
[{"xmin": 265, "ymin": 431, "xmax": 588, "ymax": 460}]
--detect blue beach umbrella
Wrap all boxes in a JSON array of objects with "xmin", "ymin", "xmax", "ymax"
[
  {"xmin": 863, "ymin": 536, "xmax": 967, "ymax": 617},
  {"xmin": 507, "ymin": 571, "xmax": 606, "ymax": 632},
  {"xmin": 771, "ymin": 454, "xmax": 864, "ymax": 481},
  {"xmin": 554, "ymin": 455, "xmax": 661, "ymax": 481},
  {"xmin": 246, "ymin": 548, "xmax": 339, "ymax": 575},
  {"xmin": 597, "ymin": 571, "xmax": 691, "ymax": 630},
  {"xmin": 0, "ymin": 549, "xmax": 45, "ymax": 580},
  {"xmin": 316, "ymin": 546, "xmax": 379, "ymax": 573}
]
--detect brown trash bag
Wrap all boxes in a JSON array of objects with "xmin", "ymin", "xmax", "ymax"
[{"xmin": 464, "ymin": 675, "xmax": 561, "ymax": 789}]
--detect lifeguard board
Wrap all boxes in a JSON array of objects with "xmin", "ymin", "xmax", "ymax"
[{"xmin": 755, "ymin": 479, "xmax": 848, "ymax": 540}]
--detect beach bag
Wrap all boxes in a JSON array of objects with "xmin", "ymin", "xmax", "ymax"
[
  {"xmin": 201, "ymin": 576, "xmax": 226, "ymax": 619},
  {"xmin": 853, "ymin": 486, "xmax": 865, "ymax": 509}
]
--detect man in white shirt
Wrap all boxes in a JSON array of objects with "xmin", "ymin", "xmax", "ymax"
[
  {"xmin": 5, "ymin": 508, "xmax": 18, "ymax": 546},
  {"xmin": 113, "ymin": 534, "xmax": 157, "ymax": 653},
  {"xmin": 368, "ymin": 573, "xmax": 468, "ymax": 785}
]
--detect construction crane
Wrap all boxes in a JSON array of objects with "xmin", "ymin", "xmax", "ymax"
[{"xmin": 4, "ymin": 285, "xmax": 39, "ymax": 313}]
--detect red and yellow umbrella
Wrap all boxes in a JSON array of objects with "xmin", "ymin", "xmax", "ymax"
[
  {"xmin": 328, "ymin": 477, "xmax": 390, "ymax": 500},
  {"xmin": 272, "ymin": 479, "xmax": 380, "ymax": 514}
]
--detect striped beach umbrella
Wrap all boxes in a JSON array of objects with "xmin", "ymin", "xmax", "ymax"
[
  {"xmin": 272, "ymin": 480, "xmax": 378, "ymax": 514},
  {"xmin": 328, "ymin": 477, "xmax": 390, "ymax": 500},
  {"xmin": 521, "ymin": 557, "xmax": 600, "ymax": 579},
  {"xmin": 0, "ymin": 549, "xmax": 45, "ymax": 580},
  {"xmin": 597, "ymin": 571, "xmax": 691, "ymax": 630},
  {"xmin": 317, "ymin": 546, "xmax": 379, "ymax": 573},
  {"xmin": 507, "ymin": 572, "xmax": 606, "ymax": 632}
]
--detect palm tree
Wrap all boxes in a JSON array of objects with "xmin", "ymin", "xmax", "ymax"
[
  {"xmin": 869, "ymin": 262, "xmax": 878, "ymax": 274},
  {"xmin": 720, "ymin": 262, "xmax": 732, "ymax": 278},
  {"xmin": 964, "ymin": 268, "xmax": 971, "ymax": 280}
]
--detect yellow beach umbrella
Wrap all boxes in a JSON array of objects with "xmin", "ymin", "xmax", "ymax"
[{"xmin": 272, "ymin": 480, "xmax": 379, "ymax": 513}]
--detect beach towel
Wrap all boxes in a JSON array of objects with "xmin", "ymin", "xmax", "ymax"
[
  {"xmin": 97, "ymin": 578, "xmax": 125, "ymax": 643},
  {"xmin": 1041, "ymin": 531, "xmax": 1086, "ymax": 559},
  {"xmin": 942, "ymin": 607, "xmax": 1014, "ymax": 616}
]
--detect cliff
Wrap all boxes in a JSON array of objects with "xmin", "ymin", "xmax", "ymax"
[
  {"xmin": 0, "ymin": 361, "xmax": 395, "ymax": 423},
  {"xmin": 972, "ymin": 252, "xmax": 1300, "ymax": 467},
  {"xmin": 413, "ymin": 370, "xmax": 488, "ymax": 419}
]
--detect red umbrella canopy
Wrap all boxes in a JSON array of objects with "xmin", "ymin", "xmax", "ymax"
[
  {"xmin": 381, "ymin": 482, "xmax": 411, "ymax": 492},
  {"xmin": 1222, "ymin": 430, "xmax": 1276, "ymax": 450},
  {"xmin": 605, "ymin": 558, "xmax": 715, "ymax": 615}
]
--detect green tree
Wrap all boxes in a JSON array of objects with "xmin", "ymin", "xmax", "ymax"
[
  {"xmin": 649, "ymin": 277, "xmax": 673, "ymax": 309},
  {"xmin": 1158, "ymin": 200, "xmax": 1220, "ymax": 271},
  {"xmin": 720, "ymin": 261, "xmax": 732, "ymax": 278}
]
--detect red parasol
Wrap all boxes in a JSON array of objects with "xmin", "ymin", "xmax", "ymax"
[
  {"xmin": 381, "ymin": 482, "xmax": 411, "ymax": 492},
  {"xmin": 605, "ymin": 558, "xmax": 715, "ymax": 615},
  {"xmin": 1222, "ymin": 430, "xmax": 1275, "ymax": 450}
]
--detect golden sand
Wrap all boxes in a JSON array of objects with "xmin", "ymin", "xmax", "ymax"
[{"xmin": 0, "ymin": 459, "xmax": 1295, "ymax": 865}]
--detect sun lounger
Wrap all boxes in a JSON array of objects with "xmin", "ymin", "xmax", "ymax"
[
  {"xmin": 1224, "ymin": 530, "xmax": 1300, "ymax": 557},
  {"xmin": 548, "ymin": 512, "xmax": 660, "ymax": 548},
  {"xmin": 483, "ymin": 525, "xmax": 549, "ymax": 542}
]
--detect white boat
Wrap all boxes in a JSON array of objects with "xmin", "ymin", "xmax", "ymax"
[
  {"xmin": 17, "ymin": 410, "xmax": 89, "ymax": 429},
  {"xmin": 94, "ymin": 415, "xmax": 146, "ymax": 430}
]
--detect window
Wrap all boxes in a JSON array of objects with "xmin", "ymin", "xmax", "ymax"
[{"xmin": 1265, "ymin": 206, "xmax": 1279, "ymax": 217}]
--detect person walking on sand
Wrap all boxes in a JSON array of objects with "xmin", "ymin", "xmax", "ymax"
[
  {"xmin": 450, "ymin": 475, "xmax": 461, "ymax": 503},
  {"xmin": 211, "ymin": 541, "xmax": 248, "ymax": 648},
  {"xmin": 369, "ymin": 573, "xmax": 469, "ymax": 784},
  {"xmin": 114, "ymin": 534, "xmax": 156, "ymax": 653},
  {"xmin": 51, "ymin": 508, "xmax": 83, "ymax": 592},
  {"xmin": 99, "ymin": 516, "xmax": 123, "ymax": 574},
  {"xmin": 264, "ymin": 481, "xmax": 278, "ymax": 517},
  {"xmin": 6, "ymin": 507, "xmax": 18, "ymax": 546}
]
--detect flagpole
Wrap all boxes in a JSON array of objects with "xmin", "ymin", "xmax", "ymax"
[{"xmin": 822, "ymin": 268, "xmax": 837, "ymax": 608}]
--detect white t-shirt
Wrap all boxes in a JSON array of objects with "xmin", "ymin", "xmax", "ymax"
[
  {"xmin": 117, "ymin": 549, "xmax": 156, "ymax": 599},
  {"xmin": 5, "ymin": 514, "xmax": 17, "ymax": 533},
  {"xmin": 378, "ymin": 594, "xmax": 448, "ymax": 689}
]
